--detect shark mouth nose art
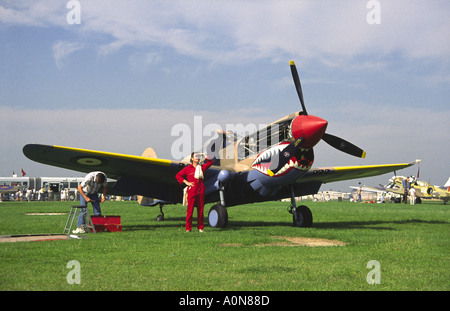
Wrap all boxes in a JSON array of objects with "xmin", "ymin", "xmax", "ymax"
[{"xmin": 252, "ymin": 143, "xmax": 313, "ymax": 177}]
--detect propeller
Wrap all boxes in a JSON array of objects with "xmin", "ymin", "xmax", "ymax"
[
  {"xmin": 322, "ymin": 133, "xmax": 366, "ymax": 158},
  {"xmin": 290, "ymin": 60, "xmax": 307, "ymax": 115},
  {"xmin": 267, "ymin": 61, "xmax": 366, "ymax": 176}
]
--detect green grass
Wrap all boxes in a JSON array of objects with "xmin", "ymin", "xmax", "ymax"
[{"xmin": 0, "ymin": 200, "xmax": 448, "ymax": 291}]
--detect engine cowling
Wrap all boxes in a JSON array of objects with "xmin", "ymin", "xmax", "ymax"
[{"xmin": 290, "ymin": 115, "xmax": 328, "ymax": 149}]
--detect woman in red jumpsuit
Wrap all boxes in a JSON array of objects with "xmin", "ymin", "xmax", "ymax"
[{"xmin": 175, "ymin": 152, "xmax": 213, "ymax": 232}]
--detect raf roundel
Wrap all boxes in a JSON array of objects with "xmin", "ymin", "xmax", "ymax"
[{"xmin": 76, "ymin": 157, "xmax": 103, "ymax": 166}]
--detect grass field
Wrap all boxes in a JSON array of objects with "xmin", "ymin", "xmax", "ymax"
[{"xmin": 0, "ymin": 199, "xmax": 448, "ymax": 291}]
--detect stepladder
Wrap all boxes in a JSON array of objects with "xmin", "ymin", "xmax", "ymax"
[{"xmin": 63, "ymin": 205, "xmax": 96, "ymax": 235}]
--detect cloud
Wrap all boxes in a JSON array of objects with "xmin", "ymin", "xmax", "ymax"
[
  {"xmin": 0, "ymin": 1, "xmax": 66, "ymax": 26},
  {"xmin": 2, "ymin": 104, "xmax": 448, "ymax": 182},
  {"xmin": 128, "ymin": 52, "xmax": 162, "ymax": 72},
  {"xmin": 1, "ymin": 0, "xmax": 449, "ymax": 189},
  {"xmin": 52, "ymin": 40, "xmax": 84, "ymax": 68},
  {"xmin": 313, "ymin": 101, "xmax": 450, "ymax": 175},
  {"xmin": 2, "ymin": 1, "xmax": 449, "ymax": 67},
  {"xmin": 0, "ymin": 4, "xmax": 41, "ymax": 26},
  {"xmin": 0, "ymin": 106, "xmax": 273, "ymax": 164}
]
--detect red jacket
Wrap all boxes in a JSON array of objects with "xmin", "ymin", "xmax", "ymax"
[{"xmin": 175, "ymin": 159, "xmax": 213, "ymax": 196}]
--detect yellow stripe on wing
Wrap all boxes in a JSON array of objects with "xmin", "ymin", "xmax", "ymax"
[
  {"xmin": 53, "ymin": 145, "xmax": 172, "ymax": 166},
  {"xmin": 333, "ymin": 162, "xmax": 412, "ymax": 172}
]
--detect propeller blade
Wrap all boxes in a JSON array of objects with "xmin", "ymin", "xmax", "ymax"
[
  {"xmin": 322, "ymin": 133, "xmax": 366, "ymax": 158},
  {"xmin": 289, "ymin": 60, "xmax": 308, "ymax": 115},
  {"xmin": 267, "ymin": 137, "xmax": 304, "ymax": 176}
]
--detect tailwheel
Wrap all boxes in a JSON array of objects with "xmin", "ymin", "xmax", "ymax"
[
  {"xmin": 291, "ymin": 205, "xmax": 313, "ymax": 228},
  {"xmin": 208, "ymin": 203, "xmax": 228, "ymax": 228},
  {"xmin": 156, "ymin": 214, "xmax": 164, "ymax": 221},
  {"xmin": 156, "ymin": 202, "xmax": 164, "ymax": 221}
]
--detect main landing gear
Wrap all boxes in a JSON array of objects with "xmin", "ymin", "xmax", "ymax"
[
  {"xmin": 151, "ymin": 200, "xmax": 230, "ymax": 228},
  {"xmin": 288, "ymin": 185, "xmax": 313, "ymax": 227},
  {"xmin": 208, "ymin": 203, "xmax": 228, "ymax": 228},
  {"xmin": 208, "ymin": 186, "xmax": 228, "ymax": 228},
  {"xmin": 207, "ymin": 185, "xmax": 313, "ymax": 228}
]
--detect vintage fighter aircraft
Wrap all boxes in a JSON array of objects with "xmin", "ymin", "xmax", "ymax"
[
  {"xmin": 351, "ymin": 174, "xmax": 450, "ymax": 204},
  {"xmin": 23, "ymin": 61, "xmax": 415, "ymax": 227},
  {"xmin": 0, "ymin": 185, "xmax": 22, "ymax": 194}
]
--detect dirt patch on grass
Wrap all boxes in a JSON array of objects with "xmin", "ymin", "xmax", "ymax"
[
  {"xmin": 221, "ymin": 236, "xmax": 346, "ymax": 247},
  {"xmin": 263, "ymin": 236, "xmax": 346, "ymax": 247},
  {"xmin": 25, "ymin": 213, "xmax": 66, "ymax": 216},
  {"xmin": 0, "ymin": 234, "xmax": 85, "ymax": 243}
]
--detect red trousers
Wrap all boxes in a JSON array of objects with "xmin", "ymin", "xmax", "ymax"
[{"xmin": 186, "ymin": 193, "xmax": 204, "ymax": 231}]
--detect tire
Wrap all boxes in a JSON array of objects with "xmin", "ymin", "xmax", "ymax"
[
  {"xmin": 156, "ymin": 214, "xmax": 164, "ymax": 221},
  {"xmin": 208, "ymin": 204, "xmax": 228, "ymax": 228},
  {"xmin": 293, "ymin": 205, "xmax": 313, "ymax": 227}
]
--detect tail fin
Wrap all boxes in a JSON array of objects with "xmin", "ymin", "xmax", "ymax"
[
  {"xmin": 444, "ymin": 177, "xmax": 450, "ymax": 191},
  {"xmin": 137, "ymin": 147, "xmax": 157, "ymax": 206}
]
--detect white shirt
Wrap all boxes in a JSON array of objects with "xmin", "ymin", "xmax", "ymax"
[{"xmin": 80, "ymin": 171, "xmax": 107, "ymax": 195}]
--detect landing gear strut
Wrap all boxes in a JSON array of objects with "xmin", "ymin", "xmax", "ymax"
[
  {"xmin": 288, "ymin": 185, "xmax": 313, "ymax": 227},
  {"xmin": 208, "ymin": 186, "xmax": 228, "ymax": 228},
  {"xmin": 156, "ymin": 202, "xmax": 164, "ymax": 221}
]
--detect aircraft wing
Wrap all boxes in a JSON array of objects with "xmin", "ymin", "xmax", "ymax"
[
  {"xmin": 23, "ymin": 144, "xmax": 415, "ymax": 205},
  {"xmin": 349, "ymin": 186, "xmax": 386, "ymax": 193},
  {"xmin": 22, "ymin": 144, "xmax": 217, "ymax": 202},
  {"xmin": 0, "ymin": 185, "xmax": 22, "ymax": 193},
  {"xmin": 298, "ymin": 162, "xmax": 416, "ymax": 185}
]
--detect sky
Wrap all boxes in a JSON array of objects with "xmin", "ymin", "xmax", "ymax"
[{"xmin": 1, "ymin": 0, "xmax": 449, "ymax": 192}]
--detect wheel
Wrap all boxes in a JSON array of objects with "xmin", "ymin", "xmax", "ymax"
[
  {"xmin": 208, "ymin": 204, "xmax": 228, "ymax": 228},
  {"xmin": 293, "ymin": 205, "xmax": 313, "ymax": 227},
  {"xmin": 156, "ymin": 214, "xmax": 164, "ymax": 221}
]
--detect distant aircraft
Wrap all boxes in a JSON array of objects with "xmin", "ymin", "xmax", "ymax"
[
  {"xmin": 386, "ymin": 175, "xmax": 449, "ymax": 204},
  {"xmin": 23, "ymin": 61, "xmax": 415, "ymax": 227},
  {"xmin": 0, "ymin": 185, "xmax": 22, "ymax": 202},
  {"xmin": 351, "ymin": 172, "xmax": 450, "ymax": 204},
  {"xmin": 0, "ymin": 185, "xmax": 22, "ymax": 194}
]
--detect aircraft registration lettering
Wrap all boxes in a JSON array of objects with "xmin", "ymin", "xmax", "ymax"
[{"xmin": 312, "ymin": 169, "xmax": 332, "ymax": 174}]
